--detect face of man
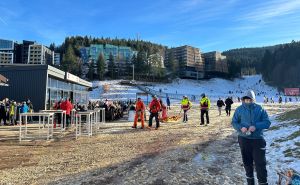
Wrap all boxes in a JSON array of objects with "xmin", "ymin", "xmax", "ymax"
[{"xmin": 243, "ymin": 98, "xmax": 253, "ymax": 104}]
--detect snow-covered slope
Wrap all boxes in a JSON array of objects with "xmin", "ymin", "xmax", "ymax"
[
  {"xmin": 89, "ymin": 80, "xmax": 141, "ymax": 101},
  {"xmin": 147, "ymin": 75, "xmax": 281, "ymax": 102},
  {"xmin": 90, "ymin": 75, "xmax": 286, "ymax": 103},
  {"xmin": 266, "ymin": 114, "xmax": 300, "ymax": 184}
]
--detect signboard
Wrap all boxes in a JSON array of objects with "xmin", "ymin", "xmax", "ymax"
[
  {"xmin": 284, "ymin": 88, "xmax": 300, "ymax": 96},
  {"xmin": 65, "ymin": 72, "xmax": 79, "ymax": 83}
]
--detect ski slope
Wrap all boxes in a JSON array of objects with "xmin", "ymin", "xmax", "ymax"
[
  {"xmin": 147, "ymin": 75, "xmax": 282, "ymax": 102},
  {"xmin": 90, "ymin": 75, "xmax": 287, "ymax": 103}
]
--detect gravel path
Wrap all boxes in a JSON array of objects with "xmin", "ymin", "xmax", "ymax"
[{"xmin": 0, "ymin": 103, "xmax": 295, "ymax": 185}]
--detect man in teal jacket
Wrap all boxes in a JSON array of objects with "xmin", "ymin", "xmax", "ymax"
[{"xmin": 232, "ymin": 90, "xmax": 271, "ymax": 185}]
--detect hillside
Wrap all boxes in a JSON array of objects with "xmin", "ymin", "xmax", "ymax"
[
  {"xmin": 53, "ymin": 36, "xmax": 167, "ymax": 78},
  {"xmin": 223, "ymin": 41, "xmax": 300, "ymax": 88},
  {"xmin": 90, "ymin": 75, "xmax": 286, "ymax": 103}
]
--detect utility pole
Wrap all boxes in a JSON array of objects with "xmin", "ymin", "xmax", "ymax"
[{"xmin": 133, "ymin": 64, "xmax": 135, "ymax": 81}]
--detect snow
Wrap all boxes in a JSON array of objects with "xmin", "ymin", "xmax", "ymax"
[
  {"xmin": 89, "ymin": 80, "xmax": 142, "ymax": 101},
  {"xmin": 265, "ymin": 116, "xmax": 300, "ymax": 184},
  {"xmin": 89, "ymin": 75, "xmax": 294, "ymax": 103},
  {"xmin": 145, "ymin": 75, "xmax": 282, "ymax": 102}
]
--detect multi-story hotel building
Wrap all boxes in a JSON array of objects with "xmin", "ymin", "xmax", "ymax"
[
  {"xmin": 202, "ymin": 51, "xmax": 228, "ymax": 73},
  {"xmin": 28, "ymin": 44, "xmax": 54, "ymax": 65},
  {"xmin": 0, "ymin": 39, "xmax": 17, "ymax": 64},
  {"xmin": 165, "ymin": 45, "xmax": 205, "ymax": 79}
]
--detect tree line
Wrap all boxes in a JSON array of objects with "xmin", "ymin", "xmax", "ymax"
[
  {"xmin": 222, "ymin": 40, "xmax": 300, "ymax": 88},
  {"xmin": 261, "ymin": 41, "xmax": 300, "ymax": 88},
  {"xmin": 222, "ymin": 45, "xmax": 278, "ymax": 78},
  {"xmin": 50, "ymin": 36, "xmax": 167, "ymax": 81}
]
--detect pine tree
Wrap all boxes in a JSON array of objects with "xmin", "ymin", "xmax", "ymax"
[
  {"xmin": 49, "ymin": 43, "xmax": 55, "ymax": 51},
  {"xmin": 125, "ymin": 58, "xmax": 132, "ymax": 77},
  {"xmin": 108, "ymin": 53, "xmax": 115, "ymax": 79},
  {"xmin": 61, "ymin": 45, "xmax": 78, "ymax": 74},
  {"xmin": 136, "ymin": 51, "xmax": 147, "ymax": 76},
  {"xmin": 87, "ymin": 62, "xmax": 94, "ymax": 80},
  {"xmin": 97, "ymin": 53, "xmax": 106, "ymax": 80},
  {"xmin": 261, "ymin": 50, "xmax": 273, "ymax": 80}
]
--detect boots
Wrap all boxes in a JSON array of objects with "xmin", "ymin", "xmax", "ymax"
[
  {"xmin": 247, "ymin": 177, "xmax": 255, "ymax": 185},
  {"xmin": 258, "ymin": 182, "xmax": 268, "ymax": 185}
]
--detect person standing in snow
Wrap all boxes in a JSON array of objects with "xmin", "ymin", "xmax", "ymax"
[
  {"xmin": 231, "ymin": 90, "xmax": 271, "ymax": 185},
  {"xmin": 200, "ymin": 93, "xmax": 210, "ymax": 125},
  {"xmin": 216, "ymin": 98, "xmax": 225, "ymax": 116},
  {"xmin": 279, "ymin": 96, "xmax": 282, "ymax": 104},
  {"xmin": 181, "ymin": 96, "xmax": 192, "ymax": 123},
  {"xmin": 225, "ymin": 97, "xmax": 234, "ymax": 116}
]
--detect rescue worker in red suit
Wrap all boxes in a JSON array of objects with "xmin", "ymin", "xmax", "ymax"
[
  {"xmin": 148, "ymin": 95, "xmax": 161, "ymax": 130},
  {"xmin": 132, "ymin": 97, "xmax": 145, "ymax": 129}
]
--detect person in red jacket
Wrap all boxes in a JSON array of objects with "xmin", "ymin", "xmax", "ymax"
[
  {"xmin": 61, "ymin": 98, "xmax": 73, "ymax": 128},
  {"xmin": 132, "ymin": 97, "xmax": 145, "ymax": 129},
  {"xmin": 148, "ymin": 95, "xmax": 161, "ymax": 130}
]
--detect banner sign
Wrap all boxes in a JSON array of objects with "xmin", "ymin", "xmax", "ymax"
[{"xmin": 284, "ymin": 88, "xmax": 300, "ymax": 96}]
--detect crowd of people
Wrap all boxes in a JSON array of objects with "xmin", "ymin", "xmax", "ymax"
[
  {"xmin": 87, "ymin": 100, "xmax": 127, "ymax": 121},
  {"xmin": 0, "ymin": 98, "xmax": 33, "ymax": 126},
  {"xmin": 264, "ymin": 95, "xmax": 299, "ymax": 104},
  {"xmin": 2, "ymin": 89, "xmax": 293, "ymax": 184},
  {"xmin": 131, "ymin": 90, "xmax": 272, "ymax": 184},
  {"xmin": 130, "ymin": 93, "xmax": 213, "ymax": 129}
]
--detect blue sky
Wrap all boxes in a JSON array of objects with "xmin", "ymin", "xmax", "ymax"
[{"xmin": 1, "ymin": 0, "xmax": 300, "ymax": 52}]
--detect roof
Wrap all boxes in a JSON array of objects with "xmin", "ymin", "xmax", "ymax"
[{"xmin": 0, "ymin": 64, "xmax": 92, "ymax": 87}]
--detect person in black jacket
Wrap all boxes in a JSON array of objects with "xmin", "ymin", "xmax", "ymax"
[
  {"xmin": 225, "ymin": 97, "xmax": 234, "ymax": 116},
  {"xmin": 0, "ymin": 102, "xmax": 7, "ymax": 125},
  {"xmin": 216, "ymin": 98, "xmax": 225, "ymax": 116}
]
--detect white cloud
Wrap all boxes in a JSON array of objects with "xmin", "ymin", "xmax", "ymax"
[
  {"xmin": 134, "ymin": 0, "xmax": 237, "ymax": 25},
  {"xmin": 0, "ymin": 17, "xmax": 7, "ymax": 25},
  {"xmin": 240, "ymin": 0, "xmax": 300, "ymax": 22}
]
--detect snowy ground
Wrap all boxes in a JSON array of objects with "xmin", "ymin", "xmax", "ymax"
[
  {"xmin": 90, "ymin": 75, "xmax": 297, "ymax": 103},
  {"xmin": 265, "ymin": 111, "xmax": 300, "ymax": 184},
  {"xmin": 145, "ymin": 75, "xmax": 283, "ymax": 102}
]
